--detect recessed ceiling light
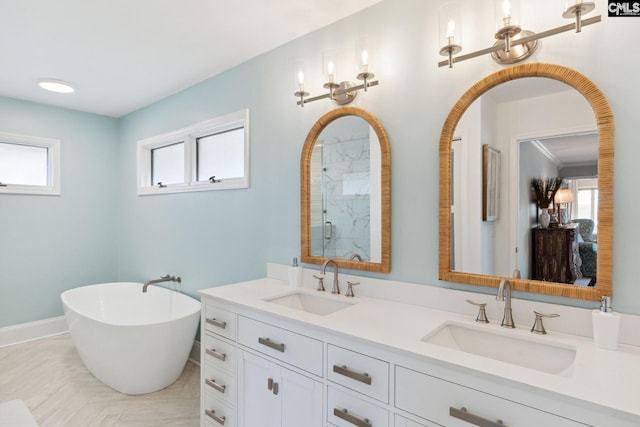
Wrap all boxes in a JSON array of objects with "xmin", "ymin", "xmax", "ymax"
[{"xmin": 37, "ymin": 79, "xmax": 75, "ymax": 94}]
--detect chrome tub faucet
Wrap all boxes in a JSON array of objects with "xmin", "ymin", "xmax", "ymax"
[{"xmin": 143, "ymin": 274, "xmax": 181, "ymax": 292}]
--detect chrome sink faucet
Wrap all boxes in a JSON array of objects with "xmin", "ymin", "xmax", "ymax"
[
  {"xmin": 496, "ymin": 279, "xmax": 515, "ymax": 328},
  {"xmin": 321, "ymin": 259, "xmax": 340, "ymax": 294}
]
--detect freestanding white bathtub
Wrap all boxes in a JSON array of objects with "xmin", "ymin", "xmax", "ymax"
[{"xmin": 61, "ymin": 282, "xmax": 201, "ymax": 395}]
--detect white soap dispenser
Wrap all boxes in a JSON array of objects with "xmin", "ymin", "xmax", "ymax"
[
  {"xmin": 288, "ymin": 257, "xmax": 302, "ymax": 288},
  {"xmin": 592, "ymin": 296, "xmax": 620, "ymax": 350}
]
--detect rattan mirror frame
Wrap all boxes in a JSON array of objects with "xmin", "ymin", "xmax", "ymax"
[
  {"xmin": 301, "ymin": 106, "xmax": 391, "ymax": 272},
  {"xmin": 439, "ymin": 63, "xmax": 613, "ymax": 301}
]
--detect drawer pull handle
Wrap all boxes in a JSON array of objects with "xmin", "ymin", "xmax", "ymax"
[
  {"xmin": 205, "ymin": 409, "xmax": 226, "ymax": 425},
  {"xmin": 206, "ymin": 348, "xmax": 227, "ymax": 361},
  {"xmin": 258, "ymin": 337, "xmax": 285, "ymax": 352},
  {"xmin": 449, "ymin": 407, "xmax": 505, "ymax": 427},
  {"xmin": 206, "ymin": 378, "xmax": 226, "ymax": 394},
  {"xmin": 206, "ymin": 318, "xmax": 227, "ymax": 329},
  {"xmin": 333, "ymin": 407, "xmax": 372, "ymax": 427},
  {"xmin": 333, "ymin": 364, "xmax": 372, "ymax": 385}
]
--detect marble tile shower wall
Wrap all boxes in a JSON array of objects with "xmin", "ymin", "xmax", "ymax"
[{"xmin": 323, "ymin": 134, "xmax": 371, "ymax": 261}]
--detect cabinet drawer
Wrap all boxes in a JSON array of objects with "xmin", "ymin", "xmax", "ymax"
[
  {"xmin": 204, "ymin": 304, "xmax": 236, "ymax": 340},
  {"xmin": 204, "ymin": 363, "xmax": 235, "ymax": 406},
  {"xmin": 327, "ymin": 344, "xmax": 389, "ymax": 403},
  {"xmin": 395, "ymin": 366, "xmax": 587, "ymax": 427},
  {"xmin": 328, "ymin": 386, "xmax": 389, "ymax": 427},
  {"xmin": 204, "ymin": 392, "xmax": 235, "ymax": 427},
  {"xmin": 237, "ymin": 316, "xmax": 323, "ymax": 376},
  {"xmin": 204, "ymin": 333, "xmax": 236, "ymax": 374}
]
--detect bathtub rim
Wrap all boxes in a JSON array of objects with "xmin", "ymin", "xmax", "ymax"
[{"xmin": 61, "ymin": 282, "xmax": 201, "ymax": 327}]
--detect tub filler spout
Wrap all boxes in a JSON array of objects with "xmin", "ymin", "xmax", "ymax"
[{"xmin": 143, "ymin": 274, "xmax": 181, "ymax": 292}]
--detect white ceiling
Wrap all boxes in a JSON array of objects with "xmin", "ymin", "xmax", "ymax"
[
  {"xmin": 0, "ymin": 0, "xmax": 383, "ymax": 117},
  {"xmin": 484, "ymin": 78, "xmax": 598, "ymax": 167},
  {"xmin": 537, "ymin": 133, "xmax": 598, "ymax": 167}
]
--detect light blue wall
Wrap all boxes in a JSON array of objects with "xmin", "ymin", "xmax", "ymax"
[
  {"xmin": 3, "ymin": 0, "xmax": 640, "ymax": 328},
  {"xmin": 115, "ymin": 0, "xmax": 640, "ymax": 313},
  {"xmin": 0, "ymin": 97, "xmax": 119, "ymax": 327},
  {"xmin": 116, "ymin": 0, "xmax": 640, "ymax": 313}
]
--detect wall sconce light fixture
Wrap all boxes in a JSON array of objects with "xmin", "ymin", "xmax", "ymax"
[
  {"xmin": 294, "ymin": 40, "xmax": 379, "ymax": 107},
  {"xmin": 438, "ymin": 0, "xmax": 601, "ymax": 68}
]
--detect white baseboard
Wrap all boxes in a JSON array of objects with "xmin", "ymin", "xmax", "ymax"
[
  {"xmin": 1, "ymin": 317, "xmax": 203, "ymax": 365},
  {"xmin": 0, "ymin": 316, "xmax": 68, "ymax": 348}
]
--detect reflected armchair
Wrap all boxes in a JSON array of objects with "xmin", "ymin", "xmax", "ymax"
[{"xmin": 573, "ymin": 218, "xmax": 597, "ymax": 282}]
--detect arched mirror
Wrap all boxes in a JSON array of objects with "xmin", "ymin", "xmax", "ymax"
[
  {"xmin": 439, "ymin": 64, "xmax": 613, "ymax": 301},
  {"xmin": 301, "ymin": 107, "xmax": 390, "ymax": 272}
]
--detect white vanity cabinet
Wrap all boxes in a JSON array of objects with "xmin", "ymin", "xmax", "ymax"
[
  {"xmin": 200, "ymin": 282, "xmax": 640, "ymax": 427},
  {"xmin": 201, "ymin": 300, "xmax": 325, "ymax": 427}
]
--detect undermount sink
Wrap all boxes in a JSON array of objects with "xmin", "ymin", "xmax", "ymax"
[
  {"xmin": 264, "ymin": 291, "xmax": 357, "ymax": 316},
  {"xmin": 422, "ymin": 321, "xmax": 576, "ymax": 377}
]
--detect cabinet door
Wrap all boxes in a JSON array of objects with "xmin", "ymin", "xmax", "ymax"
[
  {"xmin": 238, "ymin": 351, "xmax": 278, "ymax": 427},
  {"xmin": 279, "ymin": 366, "xmax": 322, "ymax": 427},
  {"xmin": 238, "ymin": 350, "xmax": 322, "ymax": 427}
]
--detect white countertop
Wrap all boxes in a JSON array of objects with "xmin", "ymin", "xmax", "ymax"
[{"xmin": 200, "ymin": 277, "xmax": 640, "ymax": 422}]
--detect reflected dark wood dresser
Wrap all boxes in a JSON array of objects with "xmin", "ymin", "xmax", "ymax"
[{"xmin": 532, "ymin": 223, "xmax": 582, "ymax": 284}]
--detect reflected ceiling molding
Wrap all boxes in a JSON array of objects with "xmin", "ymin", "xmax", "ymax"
[{"xmin": 531, "ymin": 139, "xmax": 560, "ymax": 165}]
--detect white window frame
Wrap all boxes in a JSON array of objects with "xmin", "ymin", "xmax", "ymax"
[
  {"xmin": 137, "ymin": 109, "xmax": 250, "ymax": 195},
  {"xmin": 0, "ymin": 131, "xmax": 61, "ymax": 196}
]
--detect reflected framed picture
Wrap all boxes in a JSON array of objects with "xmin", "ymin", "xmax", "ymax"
[{"xmin": 482, "ymin": 144, "xmax": 500, "ymax": 221}]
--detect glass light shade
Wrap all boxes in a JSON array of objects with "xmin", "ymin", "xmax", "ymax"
[
  {"xmin": 439, "ymin": 2, "xmax": 462, "ymax": 48},
  {"xmin": 322, "ymin": 49, "xmax": 337, "ymax": 83},
  {"xmin": 494, "ymin": 0, "xmax": 521, "ymax": 30},
  {"xmin": 565, "ymin": 0, "xmax": 585, "ymax": 9},
  {"xmin": 356, "ymin": 37, "xmax": 373, "ymax": 74},
  {"xmin": 293, "ymin": 61, "xmax": 307, "ymax": 94},
  {"xmin": 555, "ymin": 188, "xmax": 574, "ymax": 204}
]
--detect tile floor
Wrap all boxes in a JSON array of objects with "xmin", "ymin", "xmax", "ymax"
[{"xmin": 0, "ymin": 334, "xmax": 200, "ymax": 426}]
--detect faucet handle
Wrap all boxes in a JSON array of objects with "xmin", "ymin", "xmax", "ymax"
[
  {"xmin": 345, "ymin": 281, "xmax": 360, "ymax": 297},
  {"xmin": 465, "ymin": 299, "xmax": 489, "ymax": 323},
  {"xmin": 313, "ymin": 274, "xmax": 326, "ymax": 292},
  {"xmin": 531, "ymin": 311, "xmax": 560, "ymax": 334}
]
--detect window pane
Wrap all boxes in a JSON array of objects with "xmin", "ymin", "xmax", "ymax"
[
  {"xmin": 152, "ymin": 142, "xmax": 184, "ymax": 185},
  {"xmin": 197, "ymin": 128, "xmax": 244, "ymax": 181},
  {"xmin": 0, "ymin": 142, "xmax": 48, "ymax": 186},
  {"xmin": 576, "ymin": 189, "xmax": 592, "ymax": 219}
]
